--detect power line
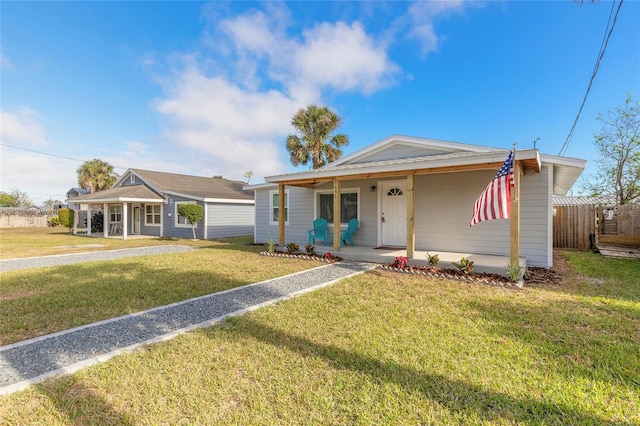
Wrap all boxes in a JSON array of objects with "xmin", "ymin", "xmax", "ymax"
[
  {"xmin": 0, "ymin": 143, "xmax": 127, "ymax": 170},
  {"xmin": 558, "ymin": 0, "xmax": 623, "ymax": 156}
]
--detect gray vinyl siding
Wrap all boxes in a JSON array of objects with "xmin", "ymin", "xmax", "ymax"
[
  {"xmin": 254, "ymin": 165, "xmax": 553, "ymax": 267},
  {"xmin": 206, "ymin": 203, "xmax": 254, "ymax": 238},
  {"xmin": 413, "ymin": 167, "xmax": 552, "ymax": 267},
  {"xmin": 121, "ymin": 173, "xmax": 144, "ymax": 186},
  {"xmin": 164, "ymin": 195, "xmax": 205, "ymax": 239}
]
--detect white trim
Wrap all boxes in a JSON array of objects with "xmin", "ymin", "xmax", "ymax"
[
  {"xmin": 175, "ymin": 201, "xmax": 198, "ymax": 228},
  {"xmin": 144, "ymin": 204, "xmax": 162, "ymax": 227},
  {"xmin": 266, "ymin": 150, "xmax": 541, "ymax": 183},
  {"xmin": 202, "ymin": 198, "xmax": 255, "ymax": 204},
  {"xmin": 243, "ymin": 182, "xmax": 278, "ymax": 191},
  {"xmin": 269, "ymin": 189, "xmax": 288, "ymax": 225},
  {"xmin": 203, "ymin": 203, "xmax": 208, "ymax": 239},
  {"xmin": 313, "ymin": 187, "xmax": 360, "ymax": 226}
]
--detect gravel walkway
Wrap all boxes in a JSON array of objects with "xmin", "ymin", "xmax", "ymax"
[
  {"xmin": 0, "ymin": 260, "xmax": 375, "ymax": 395},
  {"xmin": 0, "ymin": 245, "xmax": 196, "ymax": 272}
]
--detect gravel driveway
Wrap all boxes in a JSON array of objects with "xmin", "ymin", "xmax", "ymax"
[
  {"xmin": 0, "ymin": 245, "xmax": 195, "ymax": 272},
  {"xmin": 0, "ymin": 249, "xmax": 376, "ymax": 395}
]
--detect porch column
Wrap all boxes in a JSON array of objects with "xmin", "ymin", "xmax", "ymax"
[
  {"xmin": 278, "ymin": 184, "xmax": 285, "ymax": 246},
  {"xmin": 406, "ymin": 174, "xmax": 415, "ymax": 258},
  {"xmin": 73, "ymin": 206, "xmax": 78, "ymax": 235},
  {"xmin": 103, "ymin": 203, "xmax": 109, "ymax": 237},
  {"xmin": 122, "ymin": 202, "xmax": 128, "ymax": 240},
  {"xmin": 160, "ymin": 203, "xmax": 164, "ymax": 238},
  {"xmin": 510, "ymin": 161, "xmax": 522, "ymax": 266},
  {"xmin": 333, "ymin": 179, "xmax": 341, "ymax": 251},
  {"xmin": 86, "ymin": 206, "xmax": 92, "ymax": 236}
]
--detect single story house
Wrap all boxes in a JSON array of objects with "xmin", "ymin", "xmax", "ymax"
[
  {"xmin": 66, "ymin": 187, "xmax": 91, "ymax": 210},
  {"xmin": 68, "ymin": 169, "xmax": 254, "ymax": 239},
  {"xmin": 245, "ymin": 135, "xmax": 586, "ymax": 268}
]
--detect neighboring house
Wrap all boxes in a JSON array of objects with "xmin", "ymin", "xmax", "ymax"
[
  {"xmin": 69, "ymin": 169, "xmax": 254, "ymax": 239},
  {"xmin": 245, "ymin": 135, "xmax": 586, "ymax": 268},
  {"xmin": 66, "ymin": 187, "xmax": 90, "ymax": 210}
]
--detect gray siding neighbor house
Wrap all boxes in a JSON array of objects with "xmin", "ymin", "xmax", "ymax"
[
  {"xmin": 245, "ymin": 135, "xmax": 586, "ymax": 268},
  {"xmin": 68, "ymin": 169, "xmax": 254, "ymax": 240}
]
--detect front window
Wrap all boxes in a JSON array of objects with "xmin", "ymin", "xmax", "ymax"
[
  {"xmin": 269, "ymin": 190, "xmax": 288, "ymax": 225},
  {"xmin": 316, "ymin": 189, "xmax": 359, "ymax": 224},
  {"xmin": 145, "ymin": 204, "xmax": 161, "ymax": 225},
  {"xmin": 175, "ymin": 201, "xmax": 197, "ymax": 228},
  {"xmin": 109, "ymin": 205, "xmax": 122, "ymax": 223}
]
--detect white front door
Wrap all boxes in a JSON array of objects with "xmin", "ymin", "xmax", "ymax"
[{"xmin": 381, "ymin": 180, "xmax": 407, "ymax": 247}]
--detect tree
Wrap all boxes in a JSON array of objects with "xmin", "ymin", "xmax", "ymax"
[
  {"xmin": 587, "ymin": 94, "xmax": 639, "ymax": 204},
  {"xmin": 285, "ymin": 105, "xmax": 349, "ymax": 170},
  {"xmin": 43, "ymin": 198, "xmax": 63, "ymax": 209},
  {"xmin": 77, "ymin": 159, "xmax": 118, "ymax": 193},
  {"xmin": 57, "ymin": 208, "xmax": 75, "ymax": 232},
  {"xmin": 0, "ymin": 189, "xmax": 32, "ymax": 207},
  {"xmin": 177, "ymin": 204, "xmax": 204, "ymax": 239},
  {"xmin": 0, "ymin": 192, "xmax": 17, "ymax": 207}
]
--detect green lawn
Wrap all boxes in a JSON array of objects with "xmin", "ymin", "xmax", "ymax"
[
  {"xmin": 0, "ymin": 227, "xmax": 215, "ymax": 259},
  {"xmin": 0, "ymin": 233, "xmax": 316, "ymax": 345},
  {"xmin": 1, "ymin": 250, "xmax": 638, "ymax": 425}
]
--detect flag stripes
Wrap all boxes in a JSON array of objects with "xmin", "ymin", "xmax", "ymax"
[{"xmin": 470, "ymin": 150, "xmax": 515, "ymax": 227}]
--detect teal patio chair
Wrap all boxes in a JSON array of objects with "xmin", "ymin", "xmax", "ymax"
[
  {"xmin": 340, "ymin": 218, "xmax": 359, "ymax": 247},
  {"xmin": 308, "ymin": 218, "xmax": 330, "ymax": 245}
]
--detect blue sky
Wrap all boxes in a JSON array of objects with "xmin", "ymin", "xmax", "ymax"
[{"xmin": 1, "ymin": 1, "xmax": 638, "ymax": 205}]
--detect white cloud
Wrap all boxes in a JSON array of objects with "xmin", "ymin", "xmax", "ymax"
[
  {"xmin": 0, "ymin": 107, "xmax": 52, "ymax": 147},
  {"xmin": 0, "ymin": 50, "xmax": 13, "ymax": 70},
  {"xmin": 153, "ymin": 4, "xmax": 401, "ymax": 182},
  {"xmin": 402, "ymin": 0, "xmax": 479, "ymax": 55}
]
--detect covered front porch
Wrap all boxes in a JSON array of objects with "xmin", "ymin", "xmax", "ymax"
[{"xmin": 309, "ymin": 245, "xmax": 525, "ymax": 276}]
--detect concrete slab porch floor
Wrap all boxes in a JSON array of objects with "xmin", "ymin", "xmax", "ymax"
[{"xmin": 310, "ymin": 245, "xmax": 526, "ymax": 276}]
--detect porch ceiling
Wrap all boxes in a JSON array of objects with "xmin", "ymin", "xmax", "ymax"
[{"xmin": 267, "ymin": 150, "xmax": 541, "ymax": 187}]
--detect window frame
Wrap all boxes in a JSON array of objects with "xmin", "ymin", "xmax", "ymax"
[
  {"xmin": 314, "ymin": 187, "xmax": 360, "ymax": 226},
  {"xmin": 144, "ymin": 204, "xmax": 161, "ymax": 226},
  {"xmin": 109, "ymin": 205, "xmax": 122, "ymax": 223},
  {"xmin": 175, "ymin": 201, "xmax": 198, "ymax": 228},
  {"xmin": 269, "ymin": 189, "xmax": 289, "ymax": 225}
]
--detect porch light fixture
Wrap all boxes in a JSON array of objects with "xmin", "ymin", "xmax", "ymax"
[{"xmin": 370, "ymin": 185, "xmax": 376, "ymax": 192}]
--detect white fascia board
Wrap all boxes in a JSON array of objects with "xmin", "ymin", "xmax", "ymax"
[
  {"xmin": 266, "ymin": 150, "xmax": 537, "ymax": 183},
  {"xmin": 113, "ymin": 168, "xmax": 134, "ymax": 187},
  {"xmin": 243, "ymin": 182, "xmax": 278, "ymax": 191},
  {"xmin": 539, "ymin": 154, "xmax": 587, "ymax": 169},
  {"xmin": 163, "ymin": 191, "xmax": 204, "ymax": 201},
  {"xmin": 73, "ymin": 197, "xmax": 163, "ymax": 204},
  {"xmin": 203, "ymin": 198, "xmax": 255, "ymax": 204}
]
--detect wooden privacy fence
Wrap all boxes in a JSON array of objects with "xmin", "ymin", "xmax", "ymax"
[
  {"xmin": 554, "ymin": 204, "xmax": 640, "ymax": 249},
  {"xmin": 553, "ymin": 205, "xmax": 597, "ymax": 250}
]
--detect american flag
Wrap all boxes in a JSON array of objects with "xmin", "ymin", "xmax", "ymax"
[{"xmin": 470, "ymin": 150, "xmax": 515, "ymax": 227}]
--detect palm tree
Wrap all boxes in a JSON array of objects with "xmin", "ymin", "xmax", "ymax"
[
  {"xmin": 77, "ymin": 159, "xmax": 118, "ymax": 193},
  {"xmin": 285, "ymin": 105, "xmax": 349, "ymax": 169}
]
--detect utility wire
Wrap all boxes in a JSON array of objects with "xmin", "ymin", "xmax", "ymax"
[
  {"xmin": 558, "ymin": 0, "xmax": 623, "ymax": 156},
  {"xmin": 0, "ymin": 143, "xmax": 127, "ymax": 170}
]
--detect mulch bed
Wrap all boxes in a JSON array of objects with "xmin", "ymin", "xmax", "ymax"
[{"xmin": 259, "ymin": 251, "xmax": 343, "ymax": 263}]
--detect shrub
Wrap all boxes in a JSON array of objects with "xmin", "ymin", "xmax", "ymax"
[
  {"xmin": 286, "ymin": 242, "xmax": 300, "ymax": 254},
  {"xmin": 91, "ymin": 211, "xmax": 104, "ymax": 233},
  {"xmin": 324, "ymin": 252, "xmax": 334, "ymax": 261},
  {"xmin": 266, "ymin": 237, "xmax": 276, "ymax": 254},
  {"xmin": 177, "ymin": 204, "xmax": 204, "ymax": 239},
  {"xmin": 452, "ymin": 257, "xmax": 474, "ymax": 274},
  {"xmin": 426, "ymin": 253, "xmax": 440, "ymax": 267},
  {"xmin": 47, "ymin": 216, "xmax": 61, "ymax": 227},
  {"xmin": 392, "ymin": 256, "xmax": 409, "ymax": 269},
  {"xmin": 305, "ymin": 244, "xmax": 316, "ymax": 255},
  {"xmin": 506, "ymin": 260, "xmax": 526, "ymax": 282},
  {"xmin": 57, "ymin": 208, "xmax": 74, "ymax": 232}
]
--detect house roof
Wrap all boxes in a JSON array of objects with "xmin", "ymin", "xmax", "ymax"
[
  {"xmin": 553, "ymin": 195, "xmax": 616, "ymax": 206},
  {"xmin": 68, "ymin": 184, "xmax": 164, "ymax": 203},
  {"xmin": 69, "ymin": 168, "xmax": 254, "ymax": 204},
  {"xmin": 126, "ymin": 169, "xmax": 253, "ymax": 201},
  {"xmin": 251, "ymin": 135, "xmax": 586, "ymax": 196}
]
